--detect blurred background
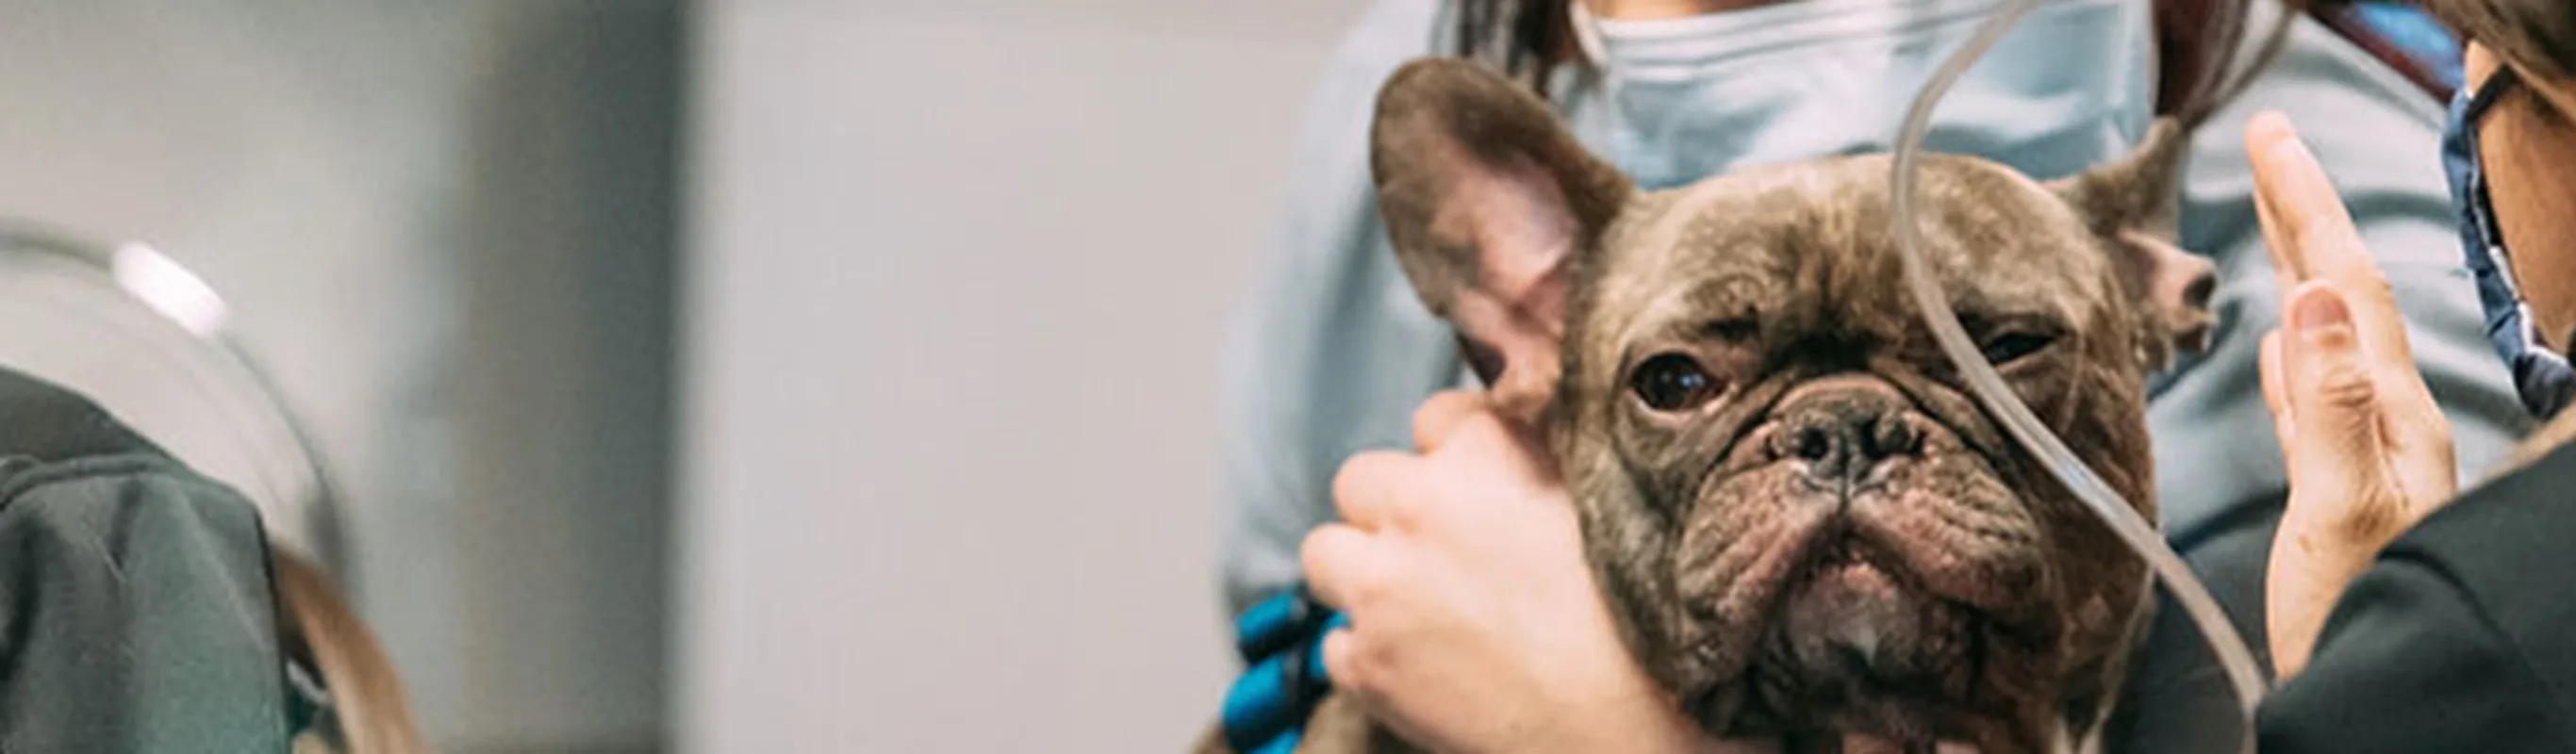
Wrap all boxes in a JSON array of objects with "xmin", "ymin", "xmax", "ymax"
[{"xmin": 0, "ymin": 0, "xmax": 1370, "ymax": 750}]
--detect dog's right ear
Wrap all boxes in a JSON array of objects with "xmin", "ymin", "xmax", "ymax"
[
  {"xmin": 1371, "ymin": 58, "xmax": 1631, "ymax": 422},
  {"xmin": 2046, "ymin": 118, "xmax": 2218, "ymax": 367}
]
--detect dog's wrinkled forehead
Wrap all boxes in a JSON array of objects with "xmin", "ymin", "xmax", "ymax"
[{"xmin": 1581, "ymin": 155, "xmax": 2119, "ymax": 355}]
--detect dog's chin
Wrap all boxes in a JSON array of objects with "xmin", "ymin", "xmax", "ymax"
[
  {"xmin": 1776, "ymin": 541, "xmax": 1976, "ymax": 689},
  {"xmin": 1668, "ymin": 477, "xmax": 2030, "ymax": 741},
  {"xmin": 1656, "ymin": 424, "xmax": 2056, "ymax": 744},
  {"xmin": 1682, "ymin": 542, "xmax": 1982, "ymax": 741}
]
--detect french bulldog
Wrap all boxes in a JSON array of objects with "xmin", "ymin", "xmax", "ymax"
[{"xmin": 1208, "ymin": 55, "xmax": 2220, "ymax": 753}]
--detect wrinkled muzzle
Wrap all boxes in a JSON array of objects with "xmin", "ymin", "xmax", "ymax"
[{"xmin": 1669, "ymin": 375, "xmax": 2052, "ymax": 731}]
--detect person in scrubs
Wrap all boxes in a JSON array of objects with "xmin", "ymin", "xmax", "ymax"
[{"xmin": 1216, "ymin": 0, "xmax": 2527, "ymax": 751}]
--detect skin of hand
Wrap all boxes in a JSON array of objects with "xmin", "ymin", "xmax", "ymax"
[
  {"xmin": 1301, "ymin": 391, "xmax": 1751, "ymax": 754},
  {"xmin": 2246, "ymin": 111, "xmax": 2460, "ymax": 679}
]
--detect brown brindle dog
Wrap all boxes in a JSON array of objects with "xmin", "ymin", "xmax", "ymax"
[{"xmin": 1204, "ymin": 54, "xmax": 2222, "ymax": 753}]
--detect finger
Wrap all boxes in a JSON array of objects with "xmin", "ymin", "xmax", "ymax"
[
  {"xmin": 1330, "ymin": 451, "xmax": 1416, "ymax": 529},
  {"xmin": 1299, "ymin": 524, "xmax": 1385, "ymax": 612},
  {"xmin": 2247, "ymin": 112, "xmax": 2363, "ymax": 283},
  {"xmin": 2246, "ymin": 111, "xmax": 2419, "ymax": 365},
  {"xmin": 2260, "ymin": 329, "xmax": 2295, "ymax": 450},
  {"xmin": 2254, "ymin": 186, "xmax": 2299, "ymax": 311},
  {"xmin": 1320, "ymin": 628, "xmax": 1425, "ymax": 745},
  {"xmin": 1412, "ymin": 390, "xmax": 1486, "ymax": 453},
  {"xmin": 2280, "ymin": 284, "xmax": 2403, "ymax": 539},
  {"xmin": 1436, "ymin": 406, "xmax": 1557, "ymax": 491},
  {"xmin": 2247, "ymin": 111, "xmax": 2308, "ymax": 290},
  {"xmin": 1318, "ymin": 628, "xmax": 1368, "ymax": 697}
]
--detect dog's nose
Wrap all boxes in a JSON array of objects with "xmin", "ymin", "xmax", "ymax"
[{"xmin": 1769, "ymin": 394, "xmax": 1921, "ymax": 487}]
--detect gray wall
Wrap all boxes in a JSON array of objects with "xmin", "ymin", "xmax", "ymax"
[
  {"xmin": 0, "ymin": 3, "xmax": 679, "ymax": 750},
  {"xmin": 681, "ymin": 0, "xmax": 1370, "ymax": 750}
]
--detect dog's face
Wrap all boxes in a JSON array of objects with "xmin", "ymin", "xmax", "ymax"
[{"xmin": 1371, "ymin": 60, "xmax": 2214, "ymax": 751}]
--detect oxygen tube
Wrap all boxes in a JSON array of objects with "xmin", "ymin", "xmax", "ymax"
[{"xmin": 1886, "ymin": 0, "xmax": 2272, "ymax": 748}]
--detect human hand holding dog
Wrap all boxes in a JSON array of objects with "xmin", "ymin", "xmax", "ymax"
[
  {"xmin": 1301, "ymin": 391, "xmax": 1734, "ymax": 754},
  {"xmin": 2248, "ymin": 112, "xmax": 2459, "ymax": 679}
]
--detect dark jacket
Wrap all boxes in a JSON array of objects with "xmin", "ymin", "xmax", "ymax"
[
  {"xmin": 0, "ymin": 368, "xmax": 293, "ymax": 752},
  {"xmin": 2259, "ymin": 440, "xmax": 2576, "ymax": 752}
]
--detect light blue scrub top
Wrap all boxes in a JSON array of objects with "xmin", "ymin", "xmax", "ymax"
[{"xmin": 1216, "ymin": 0, "xmax": 2527, "ymax": 748}]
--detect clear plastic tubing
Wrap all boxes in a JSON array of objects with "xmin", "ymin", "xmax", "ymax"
[{"xmin": 1884, "ymin": 1, "xmax": 2270, "ymax": 749}]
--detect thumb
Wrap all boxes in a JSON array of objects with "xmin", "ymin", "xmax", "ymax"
[
  {"xmin": 2270, "ymin": 283, "xmax": 2408, "ymax": 677},
  {"xmin": 2281, "ymin": 283, "xmax": 2397, "ymax": 529}
]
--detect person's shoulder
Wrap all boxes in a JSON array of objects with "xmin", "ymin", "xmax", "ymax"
[
  {"xmin": 0, "ymin": 368, "xmax": 259, "ymax": 561},
  {"xmin": 2260, "ymin": 12, "xmax": 2448, "ymax": 127},
  {"xmin": 0, "ymin": 446, "xmax": 290, "ymax": 753},
  {"xmin": 1266, "ymin": 0, "xmax": 1451, "ymax": 249},
  {"xmin": 1323, "ymin": 0, "xmax": 1445, "ymax": 81},
  {"xmin": 2394, "ymin": 437, "xmax": 2576, "ymax": 570},
  {"xmin": 2261, "ymin": 544, "xmax": 2576, "ymax": 752},
  {"xmin": 0, "ymin": 368, "xmax": 165, "ymax": 463},
  {"xmin": 2257, "ymin": 451, "xmax": 2576, "ymax": 751},
  {"xmin": 1296, "ymin": 0, "xmax": 1448, "ymax": 141},
  {"xmin": 2175, "ymin": 13, "xmax": 2470, "ymax": 275},
  {"xmin": 2185, "ymin": 13, "xmax": 2448, "ymax": 203},
  {"xmin": 0, "ymin": 454, "xmax": 268, "ymax": 565}
]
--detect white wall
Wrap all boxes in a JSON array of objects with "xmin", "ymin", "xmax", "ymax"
[
  {"xmin": 0, "ymin": 4, "xmax": 679, "ymax": 750},
  {"xmin": 682, "ymin": 1, "xmax": 1372, "ymax": 750}
]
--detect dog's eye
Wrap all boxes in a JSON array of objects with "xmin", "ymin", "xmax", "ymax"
[
  {"xmin": 1978, "ymin": 331, "xmax": 2055, "ymax": 364},
  {"xmin": 1629, "ymin": 353, "xmax": 1717, "ymax": 411}
]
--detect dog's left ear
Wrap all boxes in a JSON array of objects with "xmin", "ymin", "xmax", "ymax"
[{"xmin": 2047, "ymin": 118, "xmax": 2218, "ymax": 365}]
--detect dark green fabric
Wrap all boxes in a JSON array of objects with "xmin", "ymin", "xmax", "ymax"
[
  {"xmin": 2259, "ymin": 440, "xmax": 2576, "ymax": 751},
  {"xmin": 0, "ymin": 369, "xmax": 163, "ymax": 463},
  {"xmin": 2102, "ymin": 499, "xmax": 2281, "ymax": 751},
  {"xmin": 0, "ymin": 369, "xmax": 289, "ymax": 753}
]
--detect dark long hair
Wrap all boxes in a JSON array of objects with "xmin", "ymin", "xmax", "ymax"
[
  {"xmin": 1452, "ymin": 0, "xmax": 2271, "ymax": 115},
  {"xmin": 2425, "ymin": 0, "xmax": 2576, "ymax": 83},
  {"xmin": 1451, "ymin": 0, "xmax": 1578, "ymax": 94}
]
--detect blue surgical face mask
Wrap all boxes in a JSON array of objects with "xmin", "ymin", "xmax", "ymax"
[
  {"xmin": 2444, "ymin": 66, "xmax": 2576, "ymax": 418},
  {"xmin": 1560, "ymin": 0, "xmax": 2155, "ymax": 191}
]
